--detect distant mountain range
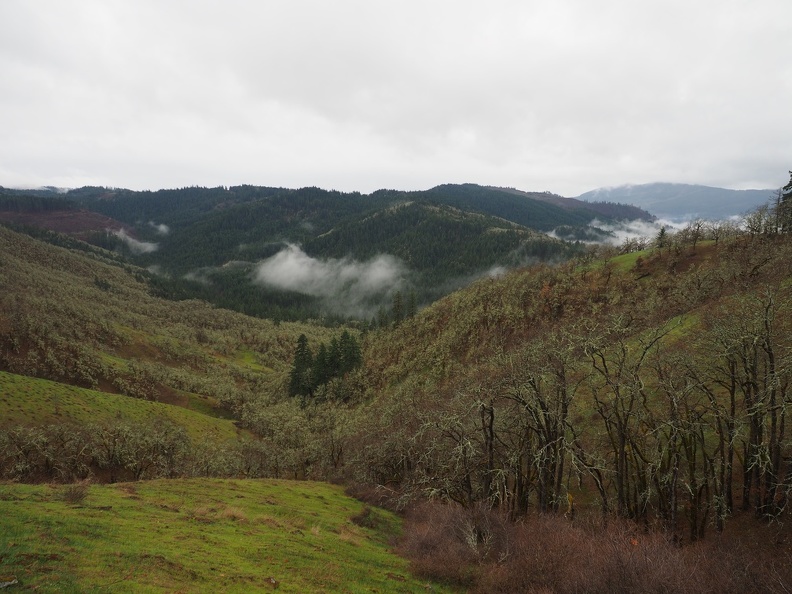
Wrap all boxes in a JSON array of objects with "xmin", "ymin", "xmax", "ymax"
[{"xmin": 577, "ymin": 183, "xmax": 775, "ymax": 220}]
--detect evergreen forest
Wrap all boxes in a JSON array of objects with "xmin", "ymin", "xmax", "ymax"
[{"xmin": 1, "ymin": 183, "xmax": 650, "ymax": 323}]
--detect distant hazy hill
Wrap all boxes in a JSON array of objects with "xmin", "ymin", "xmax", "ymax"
[{"xmin": 577, "ymin": 183, "xmax": 775, "ymax": 220}]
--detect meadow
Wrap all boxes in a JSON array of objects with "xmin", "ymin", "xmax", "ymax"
[{"xmin": 0, "ymin": 478, "xmax": 457, "ymax": 593}]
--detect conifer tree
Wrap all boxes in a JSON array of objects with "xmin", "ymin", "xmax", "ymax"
[
  {"xmin": 339, "ymin": 330, "xmax": 362, "ymax": 374},
  {"xmin": 288, "ymin": 334, "xmax": 314, "ymax": 399},
  {"xmin": 376, "ymin": 306, "xmax": 389, "ymax": 329},
  {"xmin": 392, "ymin": 290, "xmax": 404, "ymax": 326},
  {"xmin": 406, "ymin": 290, "xmax": 418, "ymax": 319},
  {"xmin": 325, "ymin": 337, "xmax": 339, "ymax": 376},
  {"xmin": 311, "ymin": 343, "xmax": 330, "ymax": 388}
]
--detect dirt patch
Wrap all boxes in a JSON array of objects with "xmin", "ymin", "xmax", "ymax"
[{"xmin": 0, "ymin": 209, "xmax": 127, "ymax": 239}]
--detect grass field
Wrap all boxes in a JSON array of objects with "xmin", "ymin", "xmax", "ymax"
[
  {"xmin": 0, "ymin": 478, "xmax": 457, "ymax": 593},
  {"xmin": 0, "ymin": 371, "xmax": 240, "ymax": 442}
]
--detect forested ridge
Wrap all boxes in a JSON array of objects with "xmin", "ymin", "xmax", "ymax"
[
  {"xmin": 0, "ymin": 191, "xmax": 75, "ymax": 212},
  {"xmin": 0, "ymin": 183, "xmax": 642, "ymax": 322},
  {"xmin": 305, "ymin": 201, "xmax": 579, "ymax": 290},
  {"xmin": 3, "ymin": 178, "xmax": 792, "ymax": 592}
]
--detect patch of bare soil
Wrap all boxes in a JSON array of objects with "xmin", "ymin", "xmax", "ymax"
[{"xmin": 0, "ymin": 209, "xmax": 128, "ymax": 239}]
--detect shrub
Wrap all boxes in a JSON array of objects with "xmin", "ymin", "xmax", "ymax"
[
  {"xmin": 398, "ymin": 504, "xmax": 792, "ymax": 594},
  {"xmin": 350, "ymin": 505, "xmax": 379, "ymax": 529},
  {"xmin": 397, "ymin": 502, "xmax": 508, "ymax": 587},
  {"xmin": 58, "ymin": 481, "xmax": 90, "ymax": 505}
]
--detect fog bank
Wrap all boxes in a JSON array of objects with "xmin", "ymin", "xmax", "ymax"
[{"xmin": 253, "ymin": 244, "xmax": 407, "ymax": 317}]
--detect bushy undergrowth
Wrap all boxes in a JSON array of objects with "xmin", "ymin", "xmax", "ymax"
[
  {"xmin": 355, "ymin": 230, "xmax": 792, "ymax": 536},
  {"xmin": 398, "ymin": 502, "xmax": 792, "ymax": 593},
  {"xmin": 57, "ymin": 480, "xmax": 90, "ymax": 504},
  {"xmin": 0, "ymin": 420, "xmax": 334, "ymax": 484}
]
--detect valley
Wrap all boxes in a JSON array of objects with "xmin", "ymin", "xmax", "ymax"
[{"xmin": 1, "ymin": 177, "xmax": 792, "ymax": 592}]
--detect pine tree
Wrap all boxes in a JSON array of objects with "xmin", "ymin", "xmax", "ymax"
[
  {"xmin": 406, "ymin": 290, "xmax": 418, "ymax": 319},
  {"xmin": 288, "ymin": 334, "xmax": 314, "ymax": 398},
  {"xmin": 655, "ymin": 226, "xmax": 667, "ymax": 249},
  {"xmin": 376, "ymin": 306, "xmax": 389, "ymax": 329},
  {"xmin": 392, "ymin": 291, "xmax": 404, "ymax": 326},
  {"xmin": 311, "ymin": 342, "xmax": 330, "ymax": 388},
  {"xmin": 327, "ymin": 337, "xmax": 341, "ymax": 379},
  {"xmin": 339, "ymin": 330, "xmax": 362, "ymax": 374},
  {"xmin": 779, "ymin": 171, "xmax": 792, "ymax": 233}
]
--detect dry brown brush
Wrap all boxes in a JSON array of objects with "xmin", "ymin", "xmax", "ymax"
[{"xmin": 398, "ymin": 502, "xmax": 792, "ymax": 593}]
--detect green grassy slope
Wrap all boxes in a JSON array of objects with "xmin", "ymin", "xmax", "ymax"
[
  {"xmin": 0, "ymin": 478, "xmax": 457, "ymax": 593},
  {"xmin": 0, "ymin": 371, "xmax": 240, "ymax": 442}
]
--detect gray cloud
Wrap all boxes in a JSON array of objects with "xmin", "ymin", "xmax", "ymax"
[
  {"xmin": 181, "ymin": 270, "xmax": 212, "ymax": 286},
  {"xmin": 148, "ymin": 221, "xmax": 170, "ymax": 235},
  {"xmin": 1, "ymin": 1, "xmax": 790, "ymax": 195},
  {"xmin": 253, "ymin": 244, "xmax": 407, "ymax": 317},
  {"xmin": 111, "ymin": 229, "xmax": 158, "ymax": 254},
  {"xmin": 587, "ymin": 218, "xmax": 688, "ymax": 246}
]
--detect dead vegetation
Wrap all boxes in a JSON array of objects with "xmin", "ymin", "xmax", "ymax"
[{"xmin": 398, "ymin": 502, "xmax": 792, "ymax": 593}]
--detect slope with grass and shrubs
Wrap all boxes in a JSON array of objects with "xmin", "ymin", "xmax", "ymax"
[
  {"xmin": 347, "ymin": 208, "xmax": 792, "ymax": 530},
  {"xmin": 0, "ymin": 222, "xmax": 362, "ymax": 483},
  {"xmin": 342, "ymin": 206, "xmax": 792, "ymax": 591},
  {"xmin": 3, "ymin": 179, "xmax": 792, "ymax": 592},
  {"xmin": 0, "ymin": 222, "xmax": 340, "ymax": 410},
  {"xmin": 0, "ymin": 478, "xmax": 458, "ymax": 593}
]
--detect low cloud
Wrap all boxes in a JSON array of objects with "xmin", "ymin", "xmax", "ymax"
[
  {"xmin": 148, "ymin": 221, "xmax": 170, "ymax": 235},
  {"xmin": 253, "ymin": 244, "xmax": 407, "ymax": 317},
  {"xmin": 486, "ymin": 265, "xmax": 507, "ymax": 278},
  {"xmin": 111, "ymin": 229, "xmax": 158, "ymax": 254},
  {"xmin": 590, "ymin": 218, "xmax": 688, "ymax": 245},
  {"xmin": 182, "ymin": 269, "xmax": 212, "ymax": 285}
]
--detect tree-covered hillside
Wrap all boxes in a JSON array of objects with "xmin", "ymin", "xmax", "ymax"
[
  {"xmin": 349, "ymin": 216, "xmax": 792, "ymax": 537},
  {"xmin": 489, "ymin": 186, "xmax": 656, "ymax": 222},
  {"xmin": 306, "ymin": 201, "xmax": 579, "ymax": 294},
  {"xmin": 2, "ymin": 183, "xmax": 638, "ymax": 321},
  {"xmin": 425, "ymin": 183, "xmax": 596, "ymax": 229},
  {"xmin": 7, "ymin": 197, "xmax": 792, "ymax": 522},
  {"xmin": 0, "ymin": 220, "xmax": 376, "ymax": 484},
  {"xmin": 0, "ymin": 222, "xmax": 350, "ymax": 463}
]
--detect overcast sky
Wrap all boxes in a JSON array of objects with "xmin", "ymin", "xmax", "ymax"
[{"xmin": 1, "ymin": 1, "xmax": 790, "ymax": 196}]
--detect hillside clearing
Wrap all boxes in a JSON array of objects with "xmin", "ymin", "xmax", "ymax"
[
  {"xmin": 0, "ymin": 371, "xmax": 240, "ymax": 442},
  {"xmin": 0, "ymin": 478, "xmax": 456, "ymax": 593}
]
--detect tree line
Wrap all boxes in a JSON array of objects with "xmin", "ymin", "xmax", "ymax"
[
  {"xmin": 288, "ymin": 331, "xmax": 363, "ymax": 403},
  {"xmin": 0, "ymin": 192, "xmax": 76, "ymax": 212}
]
